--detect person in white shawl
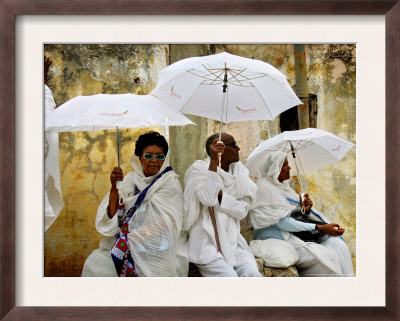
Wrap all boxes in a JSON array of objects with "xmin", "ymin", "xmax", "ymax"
[
  {"xmin": 81, "ymin": 131, "xmax": 189, "ymax": 277},
  {"xmin": 248, "ymin": 151, "xmax": 354, "ymax": 277},
  {"xmin": 184, "ymin": 133, "xmax": 261, "ymax": 277},
  {"xmin": 44, "ymin": 56, "xmax": 64, "ymax": 231}
]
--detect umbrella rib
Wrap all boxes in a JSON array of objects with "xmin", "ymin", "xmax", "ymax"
[
  {"xmin": 228, "ymin": 69, "xmax": 251, "ymax": 87},
  {"xmin": 188, "ymin": 65, "xmax": 270, "ymax": 87},
  {"xmin": 187, "ymin": 69, "xmax": 222, "ymax": 82},
  {"xmin": 208, "ymin": 70, "xmax": 225, "ymax": 85},
  {"xmin": 275, "ymin": 141, "xmax": 291, "ymax": 152},
  {"xmin": 228, "ymin": 69, "xmax": 268, "ymax": 86},
  {"xmin": 203, "ymin": 64, "xmax": 226, "ymax": 84},
  {"xmin": 291, "ymin": 139, "xmax": 314, "ymax": 150},
  {"xmin": 188, "ymin": 66, "xmax": 226, "ymax": 85}
]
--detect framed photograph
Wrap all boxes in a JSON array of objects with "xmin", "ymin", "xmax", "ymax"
[{"xmin": 1, "ymin": 1, "xmax": 399, "ymax": 320}]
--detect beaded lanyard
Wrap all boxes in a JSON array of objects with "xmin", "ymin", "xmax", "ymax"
[{"xmin": 110, "ymin": 166, "xmax": 172, "ymax": 277}]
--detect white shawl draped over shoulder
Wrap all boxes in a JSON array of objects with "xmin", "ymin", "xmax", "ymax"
[
  {"xmin": 184, "ymin": 158, "xmax": 257, "ymax": 267},
  {"xmin": 84, "ymin": 150, "xmax": 189, "ymax": 277},
  {"xmin": 249, "ymin": 151, "xmax": 299, "ymax": 230}
]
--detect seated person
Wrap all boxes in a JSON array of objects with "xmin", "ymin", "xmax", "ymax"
[
  {"xmin": 183, "ymin": 133, "xmax": 262, "ymax": 277},
  {"xmin": 81, "ymin": 131, "xmax": 188, "ymax": 277},
  {"xmin": 248, "ymin": 151, "xmax": 354, "ymax": 277}
]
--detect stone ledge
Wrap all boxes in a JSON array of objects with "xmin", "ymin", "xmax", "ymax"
[
  {"xmin": 188, "ymin": 260, "xmax": 298, "ymax": 277},
  {"xmin": 256, "ymin": 258, "xmax": 299, "ymax": 277}
]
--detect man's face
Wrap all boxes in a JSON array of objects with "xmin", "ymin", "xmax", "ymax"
[{"xmin": 221, "ymin": 133, "xmax": 240, "ymax": 165}]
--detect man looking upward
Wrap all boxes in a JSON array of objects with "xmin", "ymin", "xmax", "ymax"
[{"xmin": 183, "ymin": 133, "xmax": 261, "ymax": 277}]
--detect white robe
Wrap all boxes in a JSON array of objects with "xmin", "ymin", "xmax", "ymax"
[
  {"xmin": 248, "ymin": 151, "xmax": 354, "ymax": 277},
  {"xmin": 44, "ymin": 85, "xmax": 64, "ymax": 231},
  {"xmin": 81, "ymin": 152, "xmax": 189, "ymax": 277},
  {"xmin": 184, "ymin": 159, "xmax": 258, "ymax": 268}
]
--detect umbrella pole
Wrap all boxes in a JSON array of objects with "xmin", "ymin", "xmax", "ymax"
[
  {"xmin": 289, "ymin": 141, "xmax": 305, "ymax": 193},
  {"xmin": 290, "ymin": 141, "xmax": 307, "ymax": 214},
  {"xmin": 218, "ymin": 66, "xmax": 228, "ymax": 167},
  {"xmin": 115, "ymin": 126, "xmax": 124, "ymax": 206},
  {"xmin": 116, "ymin": 126, "xmax": 120, "ymax": 168}
]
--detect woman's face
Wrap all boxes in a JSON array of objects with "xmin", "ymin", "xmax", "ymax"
[
  {"xmin": 278, "ymin": 158, "xmax": 291, "ymax": 183},
  {"xmin": 139, "ymin": 144, "xmax": 165, "ymax": 177}
]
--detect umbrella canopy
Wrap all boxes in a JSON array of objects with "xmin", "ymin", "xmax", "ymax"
[
  {"xmin": 45, "ymin": 93, "xmax": 194, "ymax": 132},
  {"xmin": 150, "ymin": 52, "xmax": 302, "ymax": 124},
  {"xmin": 245, "ymin": 128, "xmax": 355, "ymax": 179},
  {"xmin": 45, "ymin": 93, "xmax": 194, "ymax": 168}
]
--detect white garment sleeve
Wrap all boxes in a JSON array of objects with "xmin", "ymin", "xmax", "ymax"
[
  {"xmin": 219, "ymin": 192, "xmax": 252, "ymax": 220},
  {"xmin": 275, "ymin": 215, "xmax": 316, "ymax": 232},
  {"xmin": 95, "ymin": 195, "xmax": 120, "ymax": 237},
  {"xmin": 195, "ymin": 171, "xmax": 223, "ymax": 207}
]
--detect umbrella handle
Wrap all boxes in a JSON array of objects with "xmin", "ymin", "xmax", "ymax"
[
  {"xmin": 116, "ymin": 181, "xmax": 124, "ymax": 206},
  {"xmin": 217, "ymin": 140, "xmax": 223, "ymax": 168},
  {"xmin": 299, "ymin": 192, "xmax": 306, "ymax": 214}
]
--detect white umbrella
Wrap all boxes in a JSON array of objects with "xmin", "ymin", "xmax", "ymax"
[
  {"xmin": 45, "ymin": 93, "xmax": 195, "ymax": 166},
  {"xmin": 150, "ymin": 52, "xmax": 302, "ymax": 141},
  {"xmin": 45, "ymin": 93, "xmax": 194, "ymax": 207},
  {"xmin": 245, "ymin": 128, "xmax": 355, "ymax": 192},
  {"xmin": 150, "ymin": 52, "xmax": 302, "ymax": 244}
]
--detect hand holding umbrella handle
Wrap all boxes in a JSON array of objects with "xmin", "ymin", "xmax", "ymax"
[
  {"xmin": 299, "ymin": 193, "xmax": 313, "ymax": 214},
  {"xmin": 110, "ymin": 167, "xmax": 124, "ymax": 208}
]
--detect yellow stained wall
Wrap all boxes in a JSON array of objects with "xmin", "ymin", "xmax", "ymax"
[{"xmin": 45, "ymin": 44, "xmax": 356, "ymax": 276}]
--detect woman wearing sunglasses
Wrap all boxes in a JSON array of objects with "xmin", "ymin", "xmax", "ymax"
[{"xmin": 81, "ymin": 131, "xmax": 189, "ymax": 277}]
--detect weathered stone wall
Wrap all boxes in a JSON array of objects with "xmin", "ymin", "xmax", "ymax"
[
  {"xmin": 44, "ymin": 44, "xmax": 356, "ymax": 276},
  {"xmin": 306, "ymin": 45, "xmax": 357, "ymax": 270}
]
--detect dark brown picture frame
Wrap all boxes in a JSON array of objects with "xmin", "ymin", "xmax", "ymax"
[{"xmin": 1, "ymin": 1, "xmax": 399, "ymax": 320}]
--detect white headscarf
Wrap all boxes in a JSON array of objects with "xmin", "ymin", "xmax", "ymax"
[
  {"xmin": 248, "ymin": 151, "xmax": 299, "ymax": 229},
  {"xmin": 260, "ymin": 151, "xmax": 299, "ymax": 200}
]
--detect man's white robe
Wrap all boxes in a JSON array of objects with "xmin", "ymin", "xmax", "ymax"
[{"xmin": 184, "ymin": 159, "xmax": 258, "ymax": 268}]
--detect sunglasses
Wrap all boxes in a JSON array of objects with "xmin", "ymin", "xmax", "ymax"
[
  {"xmin": 143, "ymin": 153, "xmax": 166, "ymax": 161},
  {"xmin": 225, "ymin": 141, "xmax": 238, "ymax": 148}
]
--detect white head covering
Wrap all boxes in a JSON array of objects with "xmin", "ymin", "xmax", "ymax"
[
  {"xmin": 248, "ymin": 151, "xmax": 298, "ymax": 229},
  {"xmin": 260, "ymin": 151, "xmax": 298, "ymax": 199}
]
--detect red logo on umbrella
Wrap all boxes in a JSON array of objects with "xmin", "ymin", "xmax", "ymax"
[
  {"xmin": 236, "ymin": 106, "xmax": 256, "ymax": 114},
  {"xmin": 170, "ymin": 86, "xmax": 182, "ymax": 99},
  {"xmin": 331, "ymin": 144, "xmax": 342, "ymax": 152}
]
